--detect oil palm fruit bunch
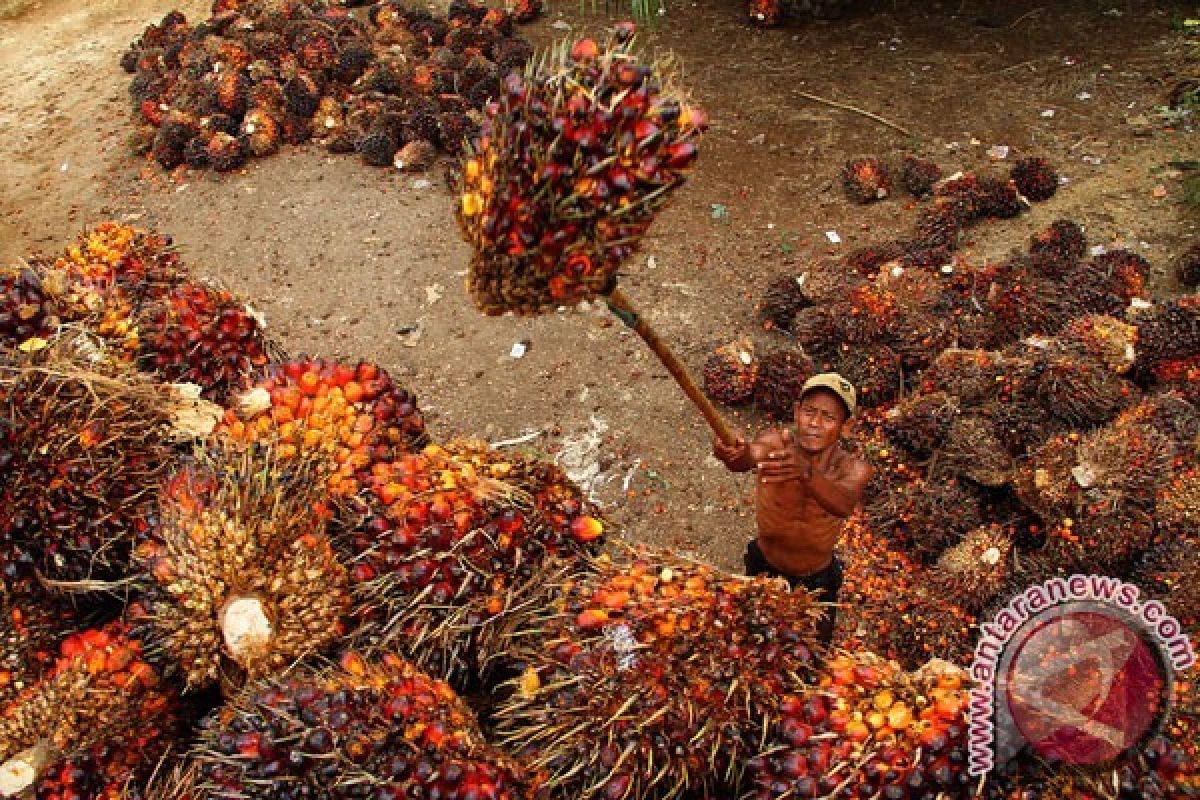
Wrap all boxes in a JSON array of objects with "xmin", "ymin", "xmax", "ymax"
[
  {"xmin": 832, "ymin": 342, "xmax": 902, "ymax": 408},
  {"xmin": 1114, "ymin": 391, "xmax": 1200, "ymax": 457},
  {"xmin": 920, "ymin": 348, "xmax": 1010, "ymax": 407},
  {"xmin": 1041, "ymin": 507, "xmax": 1156, "ymax": 576},
  {"xmin": 1028, "ymin": 219, "xmax": 1086, "ymax": 276},
  {"xmin": 899, "ymin": 154, "xmax": 941, "ymax": 197},
  {"xmin": 1032, "ymin": 348, "xmax": 1135, "ymax": 428},
  {"xmin": 863, "ymin": 476, "xmax": 984, "ymax": 563},
  {"xmin": 1157, "ymin": 467, "xmax": 1200, "ymax": 537},
  {"xmin": 344, "ymin": 438, "xmax": 603, "ymax": 682},
  {"xmin": 912, "ymin": 198, "xmax": 964, "ymax": 250},
  {"xmin": 747, "ymin": 0, "xmax": 785, "ymax": 26},
  {"xmin": 930, "ymin": 524, "xmax": 1013, "ymax": 613},
  {"xmin": 701, "ymin": 339, "xmax": 757, "ymax": 406},
  {"xmin": 1055, "ymin": 314, "xmax": 1137, "ymax": 374},
  {"xmin": 882, "ymin": 582, "xmax": 978, "ymax": 669},
  {"xmin": 1132, "ymin": 295, "xmax": 1200, "ymax": 371},
  {"xmin": 456, "ymin": 26, "xmax": 709, "ymax": 314},
  {"xmin": 748, "ymin": 654, "xmax": 974, "ymax": 799},
  {"xmin": 1009, "ymin": 156, "xmax": 1059, "ymax": 202},
  {"xmin": 1070, "ymin": 249, "xmax": 1150, "ymax": 316},
  {"xmin": 219, "ymin": 357, "xmax": 428, "ymax": 498},
  {"xmin": 136, "ymin": 281, "xmax": 271, "ymax": 404},
  {"xmin": 1013, "ymin": 432, "xmax": 1083, "ymax": 521},
  {"xmin": 985, "ymin": 256, "xmax": 1076, "ymax": 340},
  {"xmin": 53, "ymin": 222, "xmax": 185, "ymax": 306},
  {"xmin": 845, "ymin": 240, "xmax": 906, "ymax": 277},
  {"xmin": 495, "ymin": 547, "xmax": 821, "ymax": 800},
  {"xmin": 0, "ymin": 354, "xmax": 179, "ymax": 597},
  {"xmin": 0, "ymin": 598, "xmax": 74, "ymax": 711},
  {"xmin": 1070, "ymin": 419, "xmax": 1174, "ymax": 513},
  {"xmin": 842, "ymin": 157, "xmax": 891, "ymax": 203},
  {"xmin": 1134, "ymin": 531, "xmax": 1199, "ymax": 630},
  {"xmin": 0, "ymin": 623, "xmax": 177, "ymax": 799},
  {"xmin": 882, "ymin": 391, "xmax": 960, "ymax": 458},
  {"xmin": 935, "ymin": 414, "xmax": 1014, "ymax": 487},
  {"xmin": 130, "ymin": 444, "xmax": 350, "ymax": 692},
  {"xmin": 752, "ymin": 347, "xmax": 814, "ymax": 418},
  {"xmin": 759, "ymin": 274, "xmax": 812, "ymax": 330},
  {"xmin": 193, "ymin": 651, "xmax": 536, "ymax": 800},
  {"xmin": 1178, "ymin": 242, "xmax": 1200, "ymax": 288}
]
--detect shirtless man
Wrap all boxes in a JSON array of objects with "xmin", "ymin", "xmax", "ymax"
[{"xmin": 713, "ymin": 372, "xmax": 873, "ymax": 647}]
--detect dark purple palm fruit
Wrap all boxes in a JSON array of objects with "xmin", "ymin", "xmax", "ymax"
[
  {"xmin": 206, "ymin": 133, "xmax": 245, "ymax": 172},
  {"xmin": 1010, "ymin": 156, "xmax": 1059, "ymax": 202},
  {"xmin": 882, "ymin": 390, "xmax": 959, "ymax": 458},
  {"xmin": 753, "ymin": 348, "xmax": 815, "ymax": 418},
  {"xmin": 1029, "ymin": 219, "xmax": 1086, "ymax": 276},
  {"xmin": 702, "ymin": 340, "xmax": 758, "ymax": 406},
  {"xmin": 841, "ymin": 157, "xmax": 891, "ymax": 203},
  {"xmin": 912, "ymin": 198, "xmax": 962, "ymax": 250},
  {"xmin": 899, "ymin": 154, "xmax": 941, "ymax": 197},
  {"xmin": 845, "ymin": 240, "xmax": 906, "ymax": 277},
  {"xmin": 1178, "ymin": 242, "xmax": 1200, "ymax": 288},
  {"xmin": 833, "ymin": 342, "xmax": 902, "ymax": 408},
  {"xmin": 759, "ymin": 274, "xmax": 812, "ymax": 330},
  {"xmin": 975, "ymin": 176, "xmax": 1023, "ymax": 218},
  {"xmin": 790, "ymin": 305, "xmax": 840, "ymax": 365}
]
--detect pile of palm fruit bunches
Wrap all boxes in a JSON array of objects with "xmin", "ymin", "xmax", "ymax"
[
  {"xmin": 699, "ymin": 150, "xmax": 1200, "ymax": 796},
  {"xmin": 122, "ymin": 0, "xmax": 542, "ymax": 173}
]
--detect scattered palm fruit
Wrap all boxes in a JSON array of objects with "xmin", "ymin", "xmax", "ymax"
[
  {"xmin": 457, "ymin": 27, "xmax": 708, "ymax": 314},
  {"xmin": 842, "ymin": 157, "xmax": 891, "ymax": 203},
  {"xmin": 0, "ymin": 355, "xmax": 180, "ymax": 596},
  {"xmin": 752, "ymin": 347, "xmax": 814, "ymax": 418},
  {"xmin": 346, "ymin": 438, "xmax": 604, "ymax": 681},
  {"xmin": 1029, "ymin": 218, "xmax": 1086, "ymax": 276},
  {"xmin": 1178, "ymin": 242, "xmax": 1200, "ymax": 287},
  {"xmin": 194, "ymin": 651, "xmax": 535, "ymax": 800},
  {"xmin": 932, "ymin": 524, "xmax": 1013, "ymax": 613},
  {"xmin": 1010, "ymin": 155, "xmax": 1059, "ymax": 201},
  {"xmin": 219, "ymin": 357, "xmax": 428, "ymax": 498},
  {"xmin": 899, "ymin": 153, "xmax": 941, "ymax": 197},
  {"xmin": 137, "ymin": 281, "xmax": 271, "ymax": 404},
  {"xmin": 496, "ymin": 547, "xmax": 820, "ymax": 799},
  {"xmin": 0, "ymin": 623, "xmax": 176, "ymax": 798},
  {"xmin": 759, "ymin": 274, "xmax": 811, "ymax": 330},
  {"xmin": 131, "ymin": 445, "xmax": 349, "ymax": 691},
  {"xmin": 702, "ymin": 339, "xmax": 758, "ymax": 406},
  {"xmin": 748, "ymin": 654, "xmax": 974, "ymax": 799}
]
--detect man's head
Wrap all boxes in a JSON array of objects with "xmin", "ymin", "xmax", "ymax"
[{"xmin": 793, "ymin": 372, "xmax": 855, "ymax": 454}]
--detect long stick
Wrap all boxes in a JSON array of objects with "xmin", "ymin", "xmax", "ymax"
[{"xmin": 606, "ymin": 287, "xmax": 738, "ymax": 447}]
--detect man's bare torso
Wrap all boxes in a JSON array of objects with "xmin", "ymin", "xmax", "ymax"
[{"xmin": 752, "ymin": 429, "xmax": 858, "ymax": 576}]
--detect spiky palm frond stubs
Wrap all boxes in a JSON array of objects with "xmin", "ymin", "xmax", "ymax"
[
  {"xmin": 1029, "ymin": 219, "xmax": 1086, "ymax": 276},
  {"xmin": 748, "ymin": 654, "xmax": 972, "ymax": 800},
  {"xmin": 931, "ymin": 525, "xmax": 1013, "ymax": 613},
  {"xmin": 842, "ymin": 157, "xmax": 892, "ymax": 204},
  {"xmin": 759, "ymin": 274, "xmax": 812, "ymax": 330},
  {"xmin": 131, "ymin": 445, "xmax": 349, "ymax": 691},
  {"xmin": 137, "ymin": 282, "xmax": 271, "ymax": 404},
  {"xmin": 458, "ymin": 31, "xmax": 707, "ymax": 315},
  {"xmin": 1041, "ymin": 508, "xmax": 1156, "ymax": 576},
  {"xmin": 0, "ymin": 624, "xmax": 176, "ymax": 799},
  {"xmin": 0, "ymin": 599, "xmax": 74, "ymax": 710},
  {"xmin": 1178, "ymin": 242, "xmax": 1200, "ymax": 288},
  {"xmin": 863, "ymin": 476, "xmax": 985, "ymax": 563},
  {"xmin": 495, "ymin": 548, "xmax": 820, "ymax": 800},
  {"xmin": 344, "ymin": 439, "xmax": 603, "ymax": 682},
  {"xmin": 752, "ymin": 348, "xmax": 814, "ymax": 418},
  {"xmin": 833, "ymin": 342, "xmax": 903, "ymax": 408},
  {"xmin": 702, "ymin": 339, "xmax": 758, "ymax": 406},
  {"xmin": 1070, "ymin": 249, "xmax": 1150, "ymax": 315},
  {"xmin": 1133, "ymin": 296, "xmax": 1200, "ymax": 369},
  {"xmin": 0, "ymin": 357, "xmax": 179, "ymax": 597},
  {"xmin": 1009, "ymin": 156, "xmax": 1058, "ymax": 202},
  {"xmin": 883, "ymin": 391, "xmax": 960, "ymax": 458},
  {"xmin": 219, "ymin": 358, "xmax": 428, "ymax": 498},
  {"xmin": 935, "ymin": 414, "xmax": 1014, "ymax": 488},
  {"xmin": 195, "ymin": 652, "xmax": 534, "ymax": 800},
  {"xmin": 1033, "ymin": 353, "xmax": 1135, "ymax": 429},
  {"xmin": 1054, "ymin": 314, "xmax": 1137, "ymax": 374},
  {"xmin": 899, "ymin": 154, "xmax": 941, "ymax": 197},
  {"xmin": 922, "ymin": 348, "xmax": 1010, "ymax": 407},
  {"xmin": 1113, "ymin": 391, "xmax": 1200, "ymax": 456}
]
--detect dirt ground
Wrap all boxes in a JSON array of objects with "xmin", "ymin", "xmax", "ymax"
[{"xmin": 1, "ymin": 0, "xmax": 1197, "ymax": 573}]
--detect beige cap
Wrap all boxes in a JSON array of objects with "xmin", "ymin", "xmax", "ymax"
[{"xmin": 799, "ymin": 372, "xmax": 857, "ymax": 418}]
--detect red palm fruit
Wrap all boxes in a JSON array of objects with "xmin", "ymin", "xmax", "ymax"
[
  {"xmin": 1029, "ymin": 218, "xmax": 1086, "ymax": 276},
  {"xmin": 136, "ymin": 281, "xmax": 270, "ymax": 404},
  {"xmin": 842, "ymin": 157, "xmax": 891, "ymax": 203},
  {"xmin": 195, "ymin": 653, "xmax": 535, "ymax": 799},
  {"xmin": 0, "ymin": 623, "xmax": 177, "ymax": 799},
  {"xmin": 0, "ymin": 598, "xmax": 75, "ymax": 710},
  {"xmin": 899, "ymin": 154, "xmax": 941, "ymax": 197},
  {"xmin": 0, "ymin": 355, "xmax": 177, "ymax": 597},
  {"xmin": 759, "ymin": 274, "xmax": 812, "ymax": 329},
  {"xmin": 702, "ymin": 339, "xmax": 758, "ymax": 406},
  {"xmin": 1131, "ymin": 295, "xmax": 1200, "ymax": 369},
  {"xmin": 132, "ymin": 445, "xmax": 348, "ymax": 691},
  {"xmin": 1010, "ymin": 155, "xmax": 1059, "ymax": 201}
]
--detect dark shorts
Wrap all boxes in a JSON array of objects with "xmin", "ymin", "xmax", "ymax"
[{"xmin": 744, "ymin": 540, "xmax": 842, "ymax": 647}]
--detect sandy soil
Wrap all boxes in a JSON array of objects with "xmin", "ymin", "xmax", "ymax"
[{"xmin": 1, "ymin": 0, "xmax": 1197, "ymax": 573}]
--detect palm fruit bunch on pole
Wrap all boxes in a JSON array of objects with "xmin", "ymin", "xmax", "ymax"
[
  {"xmin": 494, "ymin": 547, "xmax": 821, "ymax": 799},
  {"xmin": 344, "ymin": 438, "xmax": 604, "ymax": 683},
  {"xmin": 0, "ymin": 623, "xmax": 178, "ymax": 799},
  {"xmin": 456, "ymin": 25, "xmax": 707, "ymax": 315},
  {"xmin": 0, "ymin": 353, "xmax": 182, "ymax": 597},
  {"xmin": 218, "ymin": 357, "xmax": 429, "ymax": 499},
  {"xmin": 746, "ymin": 654, "xmax": 974, "ymax": 800},
  {"xmin": 192, "ymin": 651, "xmax": 537, "ymax": 800},
  {"xmin": 128, "ymin": 444, "xmax": 351, "ymax": 693}
]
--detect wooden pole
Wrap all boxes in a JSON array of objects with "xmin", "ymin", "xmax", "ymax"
[{"xmin": 606, "ymin": 287, "xmax": 739, "ymax": 447}]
